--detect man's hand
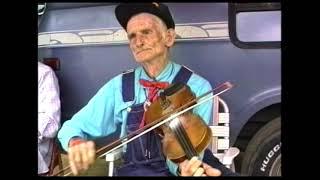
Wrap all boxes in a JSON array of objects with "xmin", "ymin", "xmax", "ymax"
[
  {"xmin": 179, "ymin": 156, "xmax": 221, "ymax": 176},
  {"xmin": 68, "ymin": 139, "xmax": 96, "ymax": 175}
]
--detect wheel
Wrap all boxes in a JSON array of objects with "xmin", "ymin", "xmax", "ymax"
[{"xmin": 241, "ymin": 117, "xmax": 281, "ymax": 176}]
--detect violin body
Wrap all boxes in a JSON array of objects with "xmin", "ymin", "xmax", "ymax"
[
  {"xmin": 161, "ymin": 112, "xmax": 212, "ymax": 163},
  {"xmin": 144, "ymin": 83, "xmax": 212, "ymax": 163}
]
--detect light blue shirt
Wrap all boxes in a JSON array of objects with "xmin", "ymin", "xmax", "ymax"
[{"xmin": 58, "ymin": 61, "xmax": 213, "ymax": 175}]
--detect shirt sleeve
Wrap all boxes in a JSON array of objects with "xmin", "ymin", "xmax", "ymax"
[
  {"xmin": 38, "ymin": 67, "xmax": 61, "ymax": 142},
  {"xmin": 57, "ymin": 78, "xmax": 119, "ymax": 151},
  {"xmin": 192, "ymin": 80, "xmax": 213, "ymax": 125}
]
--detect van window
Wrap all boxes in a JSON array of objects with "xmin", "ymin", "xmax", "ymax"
[
  {"xmin": 229, "ymin": 3, "xmax": 281, "ymax": 49},
  {"xmin": 236, "ymin": 11, "xmax": 281, "ymax": 42}
]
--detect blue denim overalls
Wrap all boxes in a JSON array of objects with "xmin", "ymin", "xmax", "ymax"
[{"xmin": 115, "ymin": 66, "xmax": 192, "ymax": 176}]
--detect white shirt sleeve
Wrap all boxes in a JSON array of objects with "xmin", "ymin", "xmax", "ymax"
[{"xmin": 38, "ymin": 62, "xmax": 61, "ymax": 142}]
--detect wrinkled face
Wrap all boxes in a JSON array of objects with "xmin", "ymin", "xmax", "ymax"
[{"xmin": 126, "ymin": 13, "xmax": 173, "ymax": 63}]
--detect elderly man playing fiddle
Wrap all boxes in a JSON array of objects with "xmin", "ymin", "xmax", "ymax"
[{"xmin": 58, "ymin": 3, "xmax": 238, "ymax": 176}]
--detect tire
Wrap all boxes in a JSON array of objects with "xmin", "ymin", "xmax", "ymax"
[{"xmin": 241, "ymin": 117, "xmax": 281, "ymax": 176}]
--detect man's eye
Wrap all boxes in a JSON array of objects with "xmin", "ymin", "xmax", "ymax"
[
  {"xmin": 142, "ymin": 30, "xmax": 151, "ymax": 35},
  {"xmin": 128, "ymin": 34, "xmax": 135, "ymax": 40}
]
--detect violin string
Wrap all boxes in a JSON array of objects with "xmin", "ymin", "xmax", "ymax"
[
  {"xmin": 176, "ymin": 118, "xmax": 198, "ymax": 158},
  {"xmin": 169, "ymin": 117, "xmax": 197, "ymax": 159}
]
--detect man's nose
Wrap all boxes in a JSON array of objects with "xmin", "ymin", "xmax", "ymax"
[{"xmin": 135, "ymin": 35, "xmax": 144, "ymax": 47}]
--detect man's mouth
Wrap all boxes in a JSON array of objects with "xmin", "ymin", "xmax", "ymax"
[{"xmin": 136, "ymin": 49, "xmax": 150, "ymax": 54}]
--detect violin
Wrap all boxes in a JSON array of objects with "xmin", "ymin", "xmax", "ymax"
[
  {"xmin": 144, "ymin": 82, "xmax": 212, "ymax": 163},
  {"xmin": 53, "ymin": 81, "xmax": 233, "ymax": 176}
]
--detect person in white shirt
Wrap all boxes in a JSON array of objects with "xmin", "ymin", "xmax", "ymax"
[{"xmin": 38, "ymin": 61, "xmax": 61, "ymax": 175}]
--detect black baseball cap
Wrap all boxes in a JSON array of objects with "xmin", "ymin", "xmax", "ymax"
[{"xmin": 115, "ymin": 3, "xmax": 175, "ymax": 31}]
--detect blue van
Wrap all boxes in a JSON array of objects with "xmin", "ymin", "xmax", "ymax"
[{"xmin": 38, "ymin": 3, "xmax": 281, "ymax": 176}]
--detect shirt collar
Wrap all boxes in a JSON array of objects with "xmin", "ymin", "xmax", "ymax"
[{"xmin": 140, "ymin": 61, "xmax": 174, "ymax": 82}]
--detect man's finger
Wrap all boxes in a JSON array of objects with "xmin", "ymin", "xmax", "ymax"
[
  {"xmin": 69, "ymin": 159, "xmax": 78, "ymax": 175},
  {"xmin": 69, "ymin": 145, "xmax": 84, "ymax": 173},
  {"xmin": 193, "ymin": 167, "xmax": 205, "ymax": 176},
  {"xmin": 79, "ymin": 143, "xmax": 89, "ymax": 170},
  {"xmin": 86, "ymin": 141, "xmax": 96, "ymax": 164},
  {"xmin": 188, "ymin": 157, "xmax": 202, "ymax": 175},
  {"xmin": 68, "ymin": 152, "xmax": 78, "ymax": 175},
  {"xmin": 203, "ymin": 163, "xmax": 221, "ymax": 176},
  {"xmin": 73, "ymin": 146, "xmax": 83, "ymax": 171},
  {"xmin": 68, "ymin": 148, "xmax": 78, "ymax": 175}
]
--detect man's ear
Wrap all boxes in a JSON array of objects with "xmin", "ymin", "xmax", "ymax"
[{"xmin": 165, "ymin": 29, "xmax": 176, "ymax": 47}]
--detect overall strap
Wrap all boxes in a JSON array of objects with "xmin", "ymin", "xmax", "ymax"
[
  {"xmin": 122, "ymin": 66, "xmax": 193, "ymax": 102},
  {"xmin": 122, "ymin": 69, "xmax": 135, "ymax": 102},
  {"xmin": 172, "ymin": 65, "xmax": 193, "ymax": 84}
]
